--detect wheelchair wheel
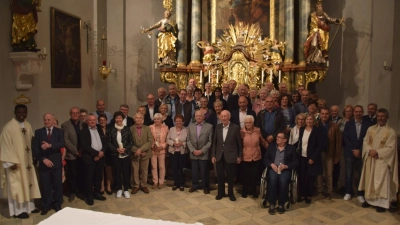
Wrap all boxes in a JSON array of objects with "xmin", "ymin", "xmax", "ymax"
[
  {"xmin": 291, "ymin": 170, "xmax": 298, "ymax": 204},
  {"xmin": 260, "ymin": 167, "xmax": 268, "ymax": 197},
  {"xmin": 284, "ymin": 201, "xmax": 291, "ymax": 210},
  {"xmin": 260, "ymin": 198, "xmax": 268, "ymax": 208}
]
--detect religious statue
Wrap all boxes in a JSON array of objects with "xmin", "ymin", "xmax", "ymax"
[
  {"xmin": 304, "ymin": 1, "xmax": 343, "ymax": 64},
  {"xmin": 141, "ymin": 11, "xmax": 178, "ymax": 66},
  {"xmin": 197, "ymin": 41, "xmax": 215, "ymax": 64},
  {"xmin": 11, "ymin": 0, "xmax": 42, "ymax": 51},
  {"xmin": 270, "ymin": 39, "xmax": 285, "ymax": 64}
]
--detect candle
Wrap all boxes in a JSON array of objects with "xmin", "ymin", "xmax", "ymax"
[
  {"xmin": 278, "ymin": 70, "xmax": 281, "ymax": 83},
  {"xmin": 110, "ymin": 63, "xmax": 113, "ymax": 69},
  {"xmin": 102, "ymin": 60, "xmax": 106, "ymax": 66},
  {"xmin": 261, "ymin": 70, "xmax": 264, "ymax": 84},
  {"xmin": 216, "ymin": 70, "xmax": 219, "ymax": 83},
  {"xmin": 270, "ymin": 69, "xmax": 273, "ymax": 82},
  {"xmin": 384, "ymin": 61, "xmax": 387, "ymax": 67},
  {"xmin": 175, "ymin": 137, "xmax": 179, "ymax": 144},
  {"xmin": 200, "ymin": 70, "xmax": 203, "ymax": 83},
  {"xmin": 208, "ymin": 70, "xmax": 211, "ymax": 83},
  {"xmin": 154, "ymin": 63, "xmax": 157, "ymax": 69},
  {"xmin": 155, "ymin": 141, "xmax": 160, "ymax": 147},
  {"xmin": 43, "ymin": 47, "xmax": 46, "ymax": 54},
  {"xmin": 326, "ymin": 61, "xmax": 329, "ymax": 67}
]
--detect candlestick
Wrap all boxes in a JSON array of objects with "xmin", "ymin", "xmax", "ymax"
[
  {"xmin": 278, "ymin": 70, "xmax": 281, "ymax": 83},
  {"xmin": 270, "ymin": 69, "xmax": 273, "ymax": 82},
  {"xmin": 261, "ymin": 70, "xmax": 264, "ymax": 84},
  {"xmin": 208, "ymin": 70, "xmax": 211, "ymax": 83},
  {"xmin": 200, "ymin": 70, "xmax": 203, "ymax": 83},
  {"xmin": 216, "ymin": 70, "xmax": 219, "ymax": 83}
]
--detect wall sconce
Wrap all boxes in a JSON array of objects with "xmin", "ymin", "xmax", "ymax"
[
  {"xmin": 38, "ymin": 48, "xmax": 47, "ymax": 60},
  {"xmin": 383, "ymin": 61, "xmax": 392, "ymax": 71}
]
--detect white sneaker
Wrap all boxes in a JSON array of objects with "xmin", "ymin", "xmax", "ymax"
[
  {"xmin": 357, "ymin": 196, "xmax": 365, "ymax": 203},
  {"xmin": 123, "ymin": 191, "xmax": 130, "ymax": 199},
  {"xmin": 116, "ymin": 190, "xmax": 122, "ymax": 198},
  {"xmin": 343, "ymin": 194, "xmax": 351, "ymax": 201}
]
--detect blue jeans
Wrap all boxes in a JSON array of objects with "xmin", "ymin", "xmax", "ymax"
[
  {"xmin": 191, "ymin": 159, "xmax": 209, "ymax": 189},
  {"xmin": 345, "ymin": 157, "xmax": 364, "ymax": 196},
  {"xmin": 267, "ymin": 169, "xmax": 291, "ymax": 206}
]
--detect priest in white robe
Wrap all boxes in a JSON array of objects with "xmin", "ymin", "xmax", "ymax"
[
  {"xmin": 358, "ymin": 108, "xmax": 398, "ymax": 213},
  {"xmin": 0, "ymin": 104, "xmax": 41, "ymax": 219}
]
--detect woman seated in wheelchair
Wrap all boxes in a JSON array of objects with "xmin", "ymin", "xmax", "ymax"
[{"xmin": 263, "ymin": 132, "xmax": 298, "ymax": 215}]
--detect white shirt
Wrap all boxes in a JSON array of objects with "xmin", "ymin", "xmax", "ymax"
[
  {"xmin": 301, "ymin": 129, "xmax": 311, "ymax": 157},
  {"xmin": 149, "ymin": 107, "xmax": 154, "ymax": 120},
  {"xmin": 89, "ymin": 127, "xmax": 102, "ymax": 151},
  {"xmin": 289, "ymin": 125, "xmax": 300, "ymax": 145},
  {"xmin": 239, "ymin": 110, "xmax": 247, "ymax": 128},
  {"xmin": 123, "ymin": 117, "xmax": 127, "ymax": 126},
  {"xmin": 222, "ymin": 122, "xmax": 230, "ymax": 142}
]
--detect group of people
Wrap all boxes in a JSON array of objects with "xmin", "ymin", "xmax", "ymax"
[{"xmin": 0, "ymin": 78, "xmax": 398, "ymax": 219}]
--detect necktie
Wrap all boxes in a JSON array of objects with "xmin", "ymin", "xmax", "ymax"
[{"xmin": 47, "ymin": 128, "xmax": 51, "ymax": 142}]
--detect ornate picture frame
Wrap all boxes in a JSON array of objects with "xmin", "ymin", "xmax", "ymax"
[{"xmin": 50, "ymin": 7, "xmax": 81, "ymax": 88}]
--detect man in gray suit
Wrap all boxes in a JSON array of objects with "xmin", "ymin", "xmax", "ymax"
[
  {"xmin": 187, "ymin": 110, "xmax": 213, "ymax": 194},
  {"xmin": 212, "ymin": 110, "xmax": 243, "ymax": 201},
  {"xmin": 61, "ymin": 107, "xmax": 83, "ymax": 202}
]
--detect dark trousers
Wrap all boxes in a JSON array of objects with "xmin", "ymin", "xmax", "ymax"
[
  {"xmin": 39, "ymin": 166, "xmax": 63, "ymax": 210},
  {"xmin": 66, "ymin": 159, "xmax": 78, "ymax": 194},
  {"xmin": 112, "ymin": 155, "xmax": 131, "ymax": 191},
  {"xmin": 216, "ymin": 154, "xmax": 236, "ymax": 196},
  {"xmin": 242, "ymin": 160, "xmax": 260, "ymax": 195},
  {"xmin": 299, "ymin": 157, "xmax": 316, "ymax": 198},
  {"xmin": 333, "ymin": 161, "xmax": 340, "ymax": 188},
  {"xmin": 191, "ymin": 159, "xmax": 209, "ymax": 189},
  {"xmin": 345, "ymin": 157, "xmax": 364, "ymax": 196},
  {"xmin": 83, "ymin": 154, "xmax": 105, "ymax": 196},
  {"xmin": 171, "ymin": 152, "xmax": 186, "ymax": 187},
  {"xmin": 267, "ymin": 169, "xmax": 291, "ymax": 205}
]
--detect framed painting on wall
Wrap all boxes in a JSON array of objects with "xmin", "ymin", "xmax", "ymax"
[{"xmin": 50, "ymin": 7, "xmax": 81, "ymax": 88}]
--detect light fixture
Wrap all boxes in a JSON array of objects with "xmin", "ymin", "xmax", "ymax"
[
  {"xmin": 383, "ymin": 61, "xmax": 392, "ymax": 71},
  {"xmin": 38, "ymin": 47, "xmax": 47, "ymax": 60},
  {"xmin": 99, "ymin": 27, "xmax": 112, "ymax": 81}
]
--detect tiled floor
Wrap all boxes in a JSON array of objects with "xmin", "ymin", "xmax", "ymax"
[{"xmin": 1, "ymin": 181, "xmax": 400, "ymax": 225}]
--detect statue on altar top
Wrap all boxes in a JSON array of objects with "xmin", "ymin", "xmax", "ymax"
[
  {"xmin": 11, "ymin": 0, "xmax": 42, "ymax": 51},
  {"xmin": 141, "ymin": 10, "xmax": 177, "ymax": 66},
  {"xmin": 270, "ymin": 39, "xmax": 285, "ymax": 64},
  {"xmin": 197, "ymin": 41, "xmax": 215, "ymax": 64},
  {"xmin": 304, "ymin": 1, "xmax": 343, "ymax": 64}
]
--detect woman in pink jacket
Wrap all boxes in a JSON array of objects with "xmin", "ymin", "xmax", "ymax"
[
  {"xmin": 149, "ymin": 113, "xmax": 169, "ymax": 189},
  {"xmin": 241, "ymin": 115, "xmax": 268, "ymax": 198}
]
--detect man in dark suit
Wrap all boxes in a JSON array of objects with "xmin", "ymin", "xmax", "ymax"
[
  {"xmin": 212, "ymin": 110, "xmax": 243, "ymax": 201},
  {"xmin": 255, "ymin": 96, "xmax": 286, "ymax": 144},
  {"xmin": 227, "ymin": 84, "xmax": 252, "ymax": 111},
  {"xmin": 61, "ymin": 107, "xmax": 84, "ymax": 202},
  {"xmin": 80, "ymin": 114, "xmax": 107, "ymax": 205},
  {"xmin": 187, "ymin": 111, "xmax": 213, "ymax": 194},
  {"xmin": 110, "ymin": 104, "xmax": 134, "ymax": 127},
  {"xmin": 32, "ymin": 113, "xmax": 65, "ymax": 215},
  {"xmin": 155, "ymin": 87, "xmax": 167, "ymax": 107},
  {"xmin": 173, "ymin": 89, "xmax": 195, "ymax": 127},
  {"xmin": 263, "ymin": 132, "xmax": 298, "ymax": 215},
  {"xmin": 230, "ymin": 96, "xmax": 256, "ymax": 128},
  {"xmin": 362, "ymin": 103, "xmax": 377, "ymax": 125},
  {"xmin": 144, "ymin": 94, "xmax": 160, "ymax": 126},
  {"xmin": 165, "ymin": 83, "xmax": 180, "ymax": 116},
  {"xmin": 221, "ymin": 83, "xmax": 233, "ymax": 104},
  {"xmin": 329, "ymin": 105, "xmax": 342, "ymax": 123},
  {"xmin": 343, "ymin": 105, "xmax": 370, "ymax": 202}
]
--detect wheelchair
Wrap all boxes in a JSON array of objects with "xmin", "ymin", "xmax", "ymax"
[{"xmin": 260, "ymin": 167, "xmax": 298, "ymax": 210}]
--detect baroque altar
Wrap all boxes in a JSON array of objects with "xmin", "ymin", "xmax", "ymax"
[{"xmin": 146, "ymin": 0, "xmax": 340, "ymax": 93}]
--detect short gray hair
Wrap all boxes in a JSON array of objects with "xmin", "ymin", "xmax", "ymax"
[
  {"xmin": 244, "ymin": 115, "xmax": 254, "ymax": 123},
  {"xmin": 153, "ymin": 113, "xmax": 163, "ymax": 120}
]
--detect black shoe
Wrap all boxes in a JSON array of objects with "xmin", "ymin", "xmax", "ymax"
[
  {"xmin": 297, "ymin": 197, "xmax": 305, "ymax": 203},
  {"xmin": 241, "ymin": 193, "xmax": 248, "ymax": 198},
  {"xmin": 179, "ymin": 187, "xmax": 184, "ymax": 191},
  {"xmin": 215, "ymin": 195, "xmax": 223, "ymax": 200},
  {"xmin": 252, "ymin": 194, "xmax": 258, "ymax": 199},
  {"xmin": 68, "ymin": 193, "xmax": 76, "ymax": 202},
  {"xmin": 305, "ymin": 197, "xmax": 311, "ymax": 204},
  {"xmin": 189, "ymin": 188, "xmax": 198, "ymax": 193},
  {"xmin": 204, "ymin": 188, "xmax": 210, "ymax": 194},
  {"xmin": 85, "ymin": 196, "xmax": 94, "ymax": 206},
  {"xmin": 31, "ymin": 208, "xmax": 40, "ymax": 213},
  {"xmin": 376, "ymin": 207, "xmax": 386, "ymax": 213},
  {"xmin": 100, "ymin": 191, "xmax": 104, "ymax": 195},
  {"xmin": 106, "ymin": 190, "xmax": 113, "ymax": 195},
  {"xmin": 172, "ymin": 186, "xmax": 178, "ymax": 191},
  {"xmin": 268, "ymin": 205, "xmax": 275, "ymax": 215},
  {"xmin": 41, "ymin": 209, "xmax": 49, "ymax": 215},
  {"xmin": 229, "ymin": 195, "xmax": 236, "ymax": 201},
  {"xmin": 14, "ymin": 212, "xmax": 29, "ymax": 219},
  {"xmin": 94, "ymin": 193, "xmax": 106, "ymax": 201},
  {"xmin": 326, "ymin": 194, "xmax": 332, "ymax": 200},
  {"xmin": 362, "ymin": 202, "xmax": 371, "ymax": 208},
  {"xmin": 277, "ymin": 205, "xmax": 285, "ymax": 214},
  {"xmin": 54, "ymin": 207, "xmax": 61, "ymax": 212}
]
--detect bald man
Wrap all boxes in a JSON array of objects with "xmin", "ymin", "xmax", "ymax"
[
  {"xmin": 188, "ymin": 78, "xmax": 197, "ymax": 89},
  {"xmin": 330, "ymin": 105, "xmax": 342, "ymax": 123},
  {"xmin": 230, "ymin": 96, "xmax": 256, "ymax": 128},
  {"xmin": 265, "ymin": 82, "xmax": 274, "ymax": 93},
  {"xmin": 144, "ymin": 94, "xmax": 160, "ymax": 126},
  {"xmin": 93, "ymin": 100, "xmax": 112, "ymax": 124}
]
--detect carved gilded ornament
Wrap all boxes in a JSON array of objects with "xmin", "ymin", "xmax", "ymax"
[{"xmin": 304, "ymin": 70, "xmax": 326, "ymax": 89}]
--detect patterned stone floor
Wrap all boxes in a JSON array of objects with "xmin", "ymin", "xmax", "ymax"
[{"xmin": 1, "ymin": 182, "xmax": 400, "ymax": 225}]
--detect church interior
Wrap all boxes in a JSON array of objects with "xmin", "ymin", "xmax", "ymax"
[{"xmin": 0, "ymin": 0, "xmax": 400, "ymax": 224}]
